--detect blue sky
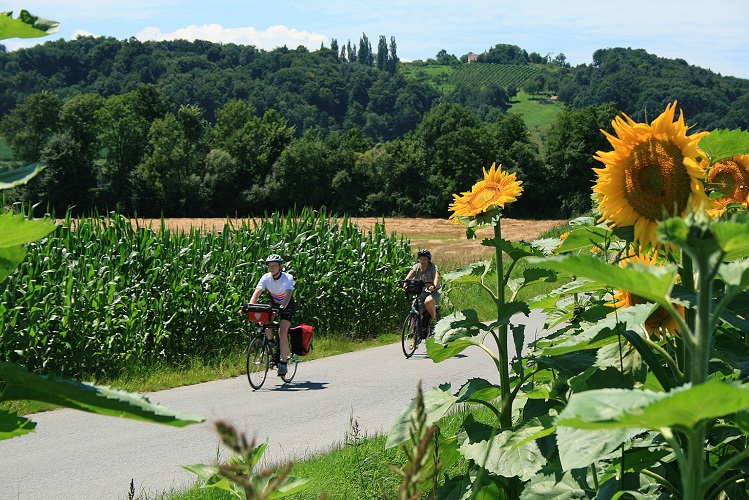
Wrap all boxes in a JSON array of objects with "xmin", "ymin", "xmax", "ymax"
[{"xmin": 5, "ymin": 0, "xmax": 749, "ymax": 79}]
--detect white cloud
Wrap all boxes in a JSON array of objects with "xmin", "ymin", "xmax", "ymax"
[{"xmin": 135, "ymin": 24, "xmax": 328, "ymax": 51}]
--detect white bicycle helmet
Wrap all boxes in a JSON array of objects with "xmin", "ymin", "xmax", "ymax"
[{"xmin": 265, "ymin": 254, "xmax": 283, "ymax": 264}]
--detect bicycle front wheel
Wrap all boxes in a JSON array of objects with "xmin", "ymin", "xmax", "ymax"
[
  {"xmin": 246, "ymin": 337, "xmax": 269, "ymax": 389},
  {"xmin": 281, "ymin": 353, "xmax": 299, "ymax": 383},
  {"xmin": 401, "ymin": 313, "xmax": 419, "ymax": 358}
]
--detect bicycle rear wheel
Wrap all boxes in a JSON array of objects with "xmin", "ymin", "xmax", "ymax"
[
  {"xmin": 401, "ymin": 313, "xmax": 419, "ymax": 358},
  {"xmin": 281, "ymin": 353, "xmax": 299, "ymax": 383},
  {"xmin": 246, "ymin": 337, "xmax": 269, "ymax": 389}
]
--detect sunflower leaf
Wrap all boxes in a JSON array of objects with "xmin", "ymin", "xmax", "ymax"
[
  {"xmin": 711, "ymin": 218, "xmax": 749, "ymax": 258},
  {"xmin": 0, "ymin": 162, "xmax": 45, "ymax": 189},
  {"xmin": 699, "ymin": 129, "xmax": 749, "ymax": 166},
  {"xmin": 458, "ymin": 417, "xmax": 547, "ymax": 481},
  {"xmin": 557, "ymin": 379, "xmax": 749, "ymax": 430},
  {"xmin": 0, "ymin": 361, "xmax": 204, "ymax": 431},
  {"xmin": 0, "ymin": 10, "xmax": 59, "ymax": 40},
  {"xmin": 0, "ymin": 211, "xmax": 57, "ymax": 248},
  {"xmin": 529, "ymin": 254, "xmax": 677, "ymax": 307},
  {"xmin": 441, "ymin": 260, "xmax": 491, "ymax": 282},
  {"xmin": 385, "ymin": 383, "xmax": 457, "ymax": 449},
  {"xmin": 556, "ymin": 226, "xmax": 616, "ymax": 253},
  {"xmin": 533, "ymin": 303, "xmax": 655, "ymax": 356},
  {"xmin": 482, "ymin": 238, "xmax": 541, "ymax": 261}
]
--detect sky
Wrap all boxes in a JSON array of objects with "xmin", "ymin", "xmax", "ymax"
[{"xmin": 4, "ymin": 0, "xmax": 749, "ymax": 79}]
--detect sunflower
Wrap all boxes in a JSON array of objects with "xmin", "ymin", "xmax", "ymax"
[
  {"xmin": 705, "ymin": 155, "xmax": 749, "ymax": 217},
  {"xmin": 593, "ymin": 102, "xmax": 709, "ymax": 250},
  {"xmin": 449, "ymin": 163, "xmax": 523, "ymax": 221},
  {"xmin": 609, "ymin": 249, "xmax": 683, "ymax": 340}
]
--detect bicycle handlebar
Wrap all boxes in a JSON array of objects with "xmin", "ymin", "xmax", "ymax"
[{"xmin": 398, "ymin": 279, "xmax": 435, "ymax": 295}]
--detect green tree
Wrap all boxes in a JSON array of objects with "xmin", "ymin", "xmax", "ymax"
[
  {"xmin": 376, "ymin": 35, "xmax": 387, "ymax": 71},
  {"xmin": 523, "ymin": 76, "xmax": 543, "ymax": 96},
  {"xmin": 0, "ymin": 90, "xmax": 62, "ymax": 163},
  {"xmin": 358, "ymin": 33, "xmax": 373, "ymax": 66},
  {"xmin": 544, "ymin": 102, "xmax": 618, "ymax": 217},
  {"xmin": 264, "ymin": 130, "xmax": 335, "ymax": 210},
  {"xmin": 329, "ymin": 38, "xmax": 339, "ymax": 60},
  {"xmin": 211, "ymin": 99, "xmax": 294, "ymax": 214},
  {"xmin": 131, "ymin": 104, "xmax": 209, "ymax": 216},
  {"xmin": 37, "ymin": 132, "xmax": 95, "ymax": 214},
  {"xmin": 387, "ymin": 36, "xmax": 398, "ymax": 74},
  {"xmin": 95, "ymin": 92, "xmax": 150, "ymax": 211}
]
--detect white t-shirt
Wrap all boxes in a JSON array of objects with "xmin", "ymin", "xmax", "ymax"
[{"xmin": 255, "ymin": 271, "xmax": 295, "ymax": 304}]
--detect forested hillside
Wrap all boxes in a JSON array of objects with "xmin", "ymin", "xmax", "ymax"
[{"xmin": 1, "ymin": 38, "xmax": 747, "ymax": 219}]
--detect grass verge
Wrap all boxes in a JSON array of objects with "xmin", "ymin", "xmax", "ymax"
[{"xmin": 149, "ymin": 404, "xmax": 496, "ymax": 499}]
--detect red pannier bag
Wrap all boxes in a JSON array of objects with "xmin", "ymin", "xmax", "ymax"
[
  {"xmin": 246, "ymin": 303, "xmax": 273, "ymax": 323},
  {"xmin": 289, "ymin": 323, "xmax": 314, "ymax": 356}
]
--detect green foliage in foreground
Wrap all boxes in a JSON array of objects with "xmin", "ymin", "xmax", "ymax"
[
  {"xmin": 387, "ymin": 205, "xmax": 749, "ymax": 498},
  {"xmin": 0, "ymin": 4, "xmax": 202, "ymax": 453},
  {"xmin": 1, "ymin": 208, "xmax": 412, "ymax": 380},
  {"xmin": 0, "ymin": 163, "xmax": 204, "ymax": 444},
  {"xmin": 159, "ymin": 395, "xmax": 497, "ymax": 500}
]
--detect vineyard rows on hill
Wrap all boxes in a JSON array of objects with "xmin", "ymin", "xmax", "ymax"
[{"xmin": 448, "ymin": 63, "xmax": 541, "ymax": 88}]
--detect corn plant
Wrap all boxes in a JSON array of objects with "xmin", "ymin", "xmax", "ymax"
[{"xmin": 1, "ymin": 207, "xmax": 412, "ymax": 379}]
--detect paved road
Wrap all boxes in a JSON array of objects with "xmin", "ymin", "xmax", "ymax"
[{"xmin": 0, "ymin": 311, "xmax": 546, "ymax": 500}]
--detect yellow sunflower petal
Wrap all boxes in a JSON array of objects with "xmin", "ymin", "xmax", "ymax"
[
  {"xmin": 705, "ymin": 155, "xmax": 749, "ymax": 217},
  {"xmin": 593, "ymin": 102, "xmax": 709, "ymax": 250},
  {"xmin": 448, "ymin": 163, "xmax": 523, "ymax": 222}
]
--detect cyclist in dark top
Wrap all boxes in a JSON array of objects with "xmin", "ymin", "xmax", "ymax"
[
  {"xmin": 249, "ymin": 254, "xmax": 295, "ymax": 376},
  {"xmin": 404, "ymin": 249, "xmax": 440, "ymax": 331}
]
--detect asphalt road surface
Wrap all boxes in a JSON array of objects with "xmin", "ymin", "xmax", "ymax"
[{"xmin": 0, "ymin": 311, "xmax": 547, "ymax": 500}]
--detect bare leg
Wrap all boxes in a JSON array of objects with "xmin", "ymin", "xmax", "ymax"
[
  {"xmin": 279, "ymin": 319, "xmax": 291, "ymax": 361},
  {"xmin": 424, "ymin": 295, "xmax": 437, "ymax": 322}
]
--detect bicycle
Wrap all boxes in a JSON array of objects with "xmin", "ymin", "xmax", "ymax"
[
  {"xmin": 399, "ymin": 279, "xmax": 439, "ymax": 358},
  {"xmin": 244, "ymin": 303, "xmax": 299, "ymax": 389}
]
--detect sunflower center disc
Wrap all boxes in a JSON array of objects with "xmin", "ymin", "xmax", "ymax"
[{"xmin": 623, "ymin": 138, "xmax": 691, "ymax": 220}]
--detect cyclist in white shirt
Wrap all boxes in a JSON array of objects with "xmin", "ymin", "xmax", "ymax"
[{"xmin": 249, "ymin": 254, "xmax": 296, "ymax": 376}]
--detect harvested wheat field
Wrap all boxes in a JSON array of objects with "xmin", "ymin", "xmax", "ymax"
[{"xmin": 139, "ymin": 217, "xmax": 567, "ymax": 269}]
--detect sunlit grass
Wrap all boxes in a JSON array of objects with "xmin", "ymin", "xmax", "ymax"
[{"xmin": 153, "ymin": 404, "xmax": 496, "ymax": 500}]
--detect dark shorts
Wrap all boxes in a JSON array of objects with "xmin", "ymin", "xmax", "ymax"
[
  {"xmin": 419, "ymin": 291, "xmax": 440, "ymax": 305},
  {"xmin": 274, "ymin": 298, "xmax": 296, "ymax": 322}
]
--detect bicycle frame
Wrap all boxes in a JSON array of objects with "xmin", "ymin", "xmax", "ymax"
[
  {"xmin": 399, "ymin": 279, "xmax": 436, "ymax": 358},
  {"xmin": 245, "ymin": 306, "xmax": 298, "ymax": 389}
]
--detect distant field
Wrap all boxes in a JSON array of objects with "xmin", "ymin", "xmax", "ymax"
[
  {"xmin": 400, "ymin": 63, "xmax": 562, "ymax": 138},
  {"xmin": 508, "ymin": 91, "xmax": 564, "ymax": 146},
  {"xmin": 448, "ymin": 63, "xmax": 541, "ymax": 89}
]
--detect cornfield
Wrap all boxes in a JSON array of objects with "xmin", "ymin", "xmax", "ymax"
[{"xmin": 0, "ymin": 208, "xmax": 412, "ymax": 379}]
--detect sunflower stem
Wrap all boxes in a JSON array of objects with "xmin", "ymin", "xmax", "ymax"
[
  {"xmin": 494, "ymin": 219, "xmax": 511, "ymax": 429},
  {"xmin": 681, "ymin": 251, "xmax": 714, "ymax": 500},
  {"xmin": 677, "ymin": 251, "xmax": 695, "ymax": 379},
  {"xmin": 493, "ymin": 216, "xmax": 520, "ymax": 500}
]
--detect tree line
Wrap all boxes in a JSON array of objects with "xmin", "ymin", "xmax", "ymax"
[
  {"xmin": 4, "ymin": 85, "xmax": 598, "ymax": 218},
  {"xmin": 2, "ymin": 38, "xmax": 748, "ymax": 219}
]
